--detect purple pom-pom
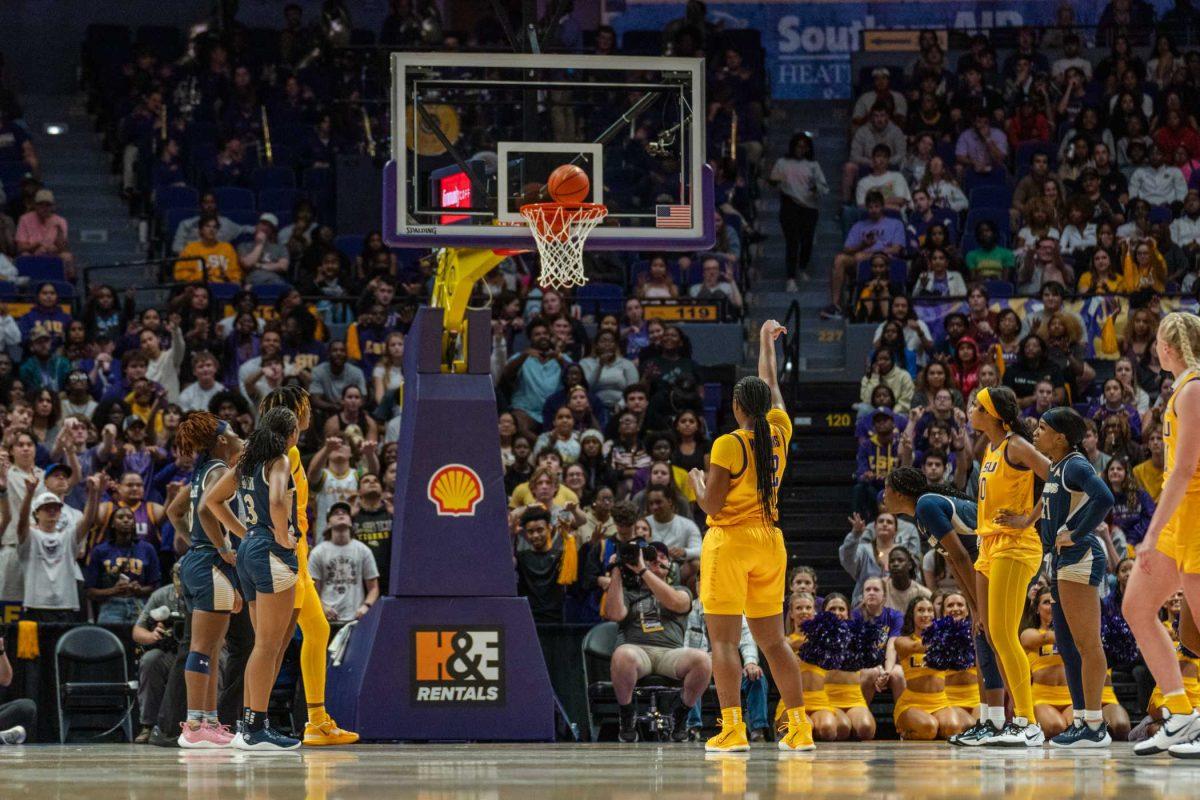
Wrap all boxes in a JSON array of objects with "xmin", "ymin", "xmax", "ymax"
[
  {"xmin": 842, "ymin": 618, "xmax": 885, "ymax": 670},
  {"xmin": 1102, "ymin": 611, "xmax": 1140, "ymax": 667},
  {"xmin": 799, "ymin": 612, "xmax": 851, "ymax": 670},
  {"xmin": 922, "ymin": 616, "xmax": 975, "ymax": 671}
]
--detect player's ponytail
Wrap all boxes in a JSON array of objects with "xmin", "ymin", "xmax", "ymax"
[
  {"xmin": 733, "ymin": 376, "xmax": 777, "ymax": 522},
  {"xmin": 174, "ymin": 412, "xmax": 221, "ymax": 459},
  {"xmin": 238, "ymin": 407, "xmax": 297, "ymax": 477},
  {"xmin": 1159, "ymin": 312, "xmax": 1200, "ymax": 373}
]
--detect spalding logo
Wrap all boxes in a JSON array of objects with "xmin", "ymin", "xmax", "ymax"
[{"xmin": 427, "ymin": 464, "xmax": 484, "ymax": 516}]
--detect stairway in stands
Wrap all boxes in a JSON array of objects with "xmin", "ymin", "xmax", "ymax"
[
  {"xmin": 780, "ymin": 381, "xmax": 860, "ymax": 596},
  {"xmin": 741, "ymin": 99, "xmax": 861, "ymax": 595},
  {"xmin": 20, "ymin": 93, "xmax": 143, "ymax": 286}
]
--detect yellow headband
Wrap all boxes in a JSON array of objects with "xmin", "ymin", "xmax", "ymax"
[{"xmin": 977, "ymin": 387, "xmax": 1007, "ymax": 431}]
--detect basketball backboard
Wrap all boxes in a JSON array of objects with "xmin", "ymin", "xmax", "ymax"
[{"xmin": 385, "ymin": 52, "xmax": 714, "ymax": 251}]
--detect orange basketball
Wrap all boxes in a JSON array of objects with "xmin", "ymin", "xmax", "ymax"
[{"xmin": 546, "ymin": 164, "xmax": 590, "ymax": 203}]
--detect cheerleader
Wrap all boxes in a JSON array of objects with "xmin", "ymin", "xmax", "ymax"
[
  {"xmin": 891, "ymin": 596, "xmax": 972, "ymax": 740},
  {"xmin": 784, "ymin": 593, "xmax": 848, "ymax": 741},
  {"xmin": 1029, "ymin": 407, "xmax": 1115, "ymax": 747},
  {"xmin": 204, "ymin": 407, "xmax": 302, "ymax": 751},
  {"xmin": 883, "ymin": 467, "xmax": 1007, "ymax": 745},
  {"xmin": 968, "ymin": 386, "xmax": 1051, "ymax": 746},
  {"xmin": 821, "ymin": 592, "xmax": 876, "ymax": 740},
  {"xmin": 941, "ymin": 591, "xmax": 982, "ymax": 719},
  {"xmin": 166, "ymin": 413, "xmax": 243, "ymax": 749},
  {"xmin": 1124, "ymin": 312, "xmax": 1200, "ymax": 757}
]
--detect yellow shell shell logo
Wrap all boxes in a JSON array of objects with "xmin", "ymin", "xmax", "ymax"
[{"xmin": 427, "ymin": 464, "xmax": 484, "ymax": 516}]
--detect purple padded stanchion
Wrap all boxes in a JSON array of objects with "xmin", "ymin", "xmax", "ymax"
[{"xmin": 326, "ymin": 307, "xmax": 555, "ymax": 741}]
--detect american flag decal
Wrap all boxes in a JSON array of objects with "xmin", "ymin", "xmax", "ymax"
[{"xmin": 655, "ymin": 205, "xmax": 691, "ymax": 228}]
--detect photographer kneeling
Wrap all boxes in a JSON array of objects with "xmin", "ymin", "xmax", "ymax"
[
  {"xmin": 130, "ymin": 566, "xmax": 183, "ymax": 743},
  {"xmin": 602, "ymin": 539, "xmax": 712, "ymax": 743}
]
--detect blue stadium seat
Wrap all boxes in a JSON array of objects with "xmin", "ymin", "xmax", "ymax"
[
  {"xmin": 1149, "ymin": 205, "xmax": 1173, "ymax": 224},
  {"xmin": 252, "ymin": 284, "xmax": 290, "ymax": 304},
  {"xmin": 164, "ymin": 207, "xmax": 194, "ymax": 245},
  {"xmin": 15, "ymin": 255, "xmax": 65, "ymax": 283},
  {"xmin": 215, "ymin": 186, "xmax": 255, "ymax": 212},
  {"xmin": 252, "ymin": 167, "xmax": 296, "ymax": 191},
  {"xmin": 961, "ymin": 234, "xmax": 978, "ymax": 254},
  {"xmin": 963, "ymin": 168, "xmax": 1008, "ymax": 195},
  {"xmin": 969, "ymin": 185, "xmax": 1013, "ymax": 210},
  {"xmin": 208, "ymin": 283, "xmax": 241, "ymax": 303},
  {"xmin": 335, "ymin": 234, "xmax": 364, "ymax": 262},
  {"xmin": 49, "ymin": 280, "xmax": 75, "ymax": 300},
  {"xmin": 983, "ymin": 279, "xmax": 1015, "ymax": 297},
  {"xmin": 155, "ymin": 185, "xmax": 198, "ymax": 211},
  {"xmin": 226, "ymin": 209, "xmax": 259, "ymax": 227},
  {"xmin": 259, "ymin": 188, "xmax": 302, "ymax": 219},
  {"xmin": 575, "ymin": 283, "xmax": 624, "ymax": 316}
]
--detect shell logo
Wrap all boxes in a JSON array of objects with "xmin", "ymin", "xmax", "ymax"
[{"xmin": 427, "ymin": 464, "xmax": 484, "ymax": 517}]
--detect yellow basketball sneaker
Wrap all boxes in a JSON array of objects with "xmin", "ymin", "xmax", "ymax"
[
  {"xmin": 778, "ymin": 714, "xmax": 815, "ymax": 752},
  {"xmin": 303, "ymin": 715, "xmax": 360, "ymax": 746},
  {"xmin": 705, "ymin": 720, "xmax": 750, "ymax": 753}
]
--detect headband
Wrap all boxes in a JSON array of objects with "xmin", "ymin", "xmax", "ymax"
[
  {"xmin": 215, "ymin": 420, "xmax": 229, "ymax": 436},
  {"xmin": 976, "ymin": 387, "xmax": 1007, "ymax": 431}
]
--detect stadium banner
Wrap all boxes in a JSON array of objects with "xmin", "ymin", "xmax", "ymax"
[
  {"xmin": 911, "ymin": 296, "xmax": 1200, "ymax": 359},
  {"xmin": 605, "ymin": 0, "xmax": 1168, "ymax": 101}
]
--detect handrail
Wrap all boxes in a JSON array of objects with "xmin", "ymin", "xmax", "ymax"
[{"xmin": 778, "ymin": 298, "xmax": 802, "ymax": 403}]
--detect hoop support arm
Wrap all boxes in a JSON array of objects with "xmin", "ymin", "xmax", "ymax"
[{"xmin": 432, "ymin": 246, "xmax": 509, "ymax": 372}]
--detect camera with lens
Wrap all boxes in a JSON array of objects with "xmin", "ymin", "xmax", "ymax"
[
  {"xmin": 148, "ymin": 605, "xmax": 186, "ymax": 648},
  {"xmin": 615, "ymin": 540, "xmax": 658, "ymax": 588}
]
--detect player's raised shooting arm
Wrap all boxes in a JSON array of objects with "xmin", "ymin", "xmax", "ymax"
[{"xmin": 758, "ymin": 320, "xmax": 787, "ymax": 411}]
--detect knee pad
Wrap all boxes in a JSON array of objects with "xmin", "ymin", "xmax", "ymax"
[{"xmin": 185, "ymin": 651, "xmax": 211, "ymax": 675}]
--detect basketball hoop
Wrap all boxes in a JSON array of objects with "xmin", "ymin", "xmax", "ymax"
[{"xmin": 519, "ymin": 202, "xmax": 608, "ymax": 289}]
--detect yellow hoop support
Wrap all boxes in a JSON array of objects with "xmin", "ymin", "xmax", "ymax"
[{"xmin": 431, "ymin": 246, "xmax": 509, "ymax": 373}]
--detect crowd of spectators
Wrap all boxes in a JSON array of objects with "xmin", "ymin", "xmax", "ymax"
[
  {"xmin": 794, "ymin": 13, "xmax": 1200, "ymax": 733},
  {"xmin": 0, "ymin": 3, "xmax": 775, "ymax": 744}
]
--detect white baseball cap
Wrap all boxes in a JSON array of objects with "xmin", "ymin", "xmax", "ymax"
[{"xmin": 32, "ymin": 492, "xmax": 63, "ymax": 512}]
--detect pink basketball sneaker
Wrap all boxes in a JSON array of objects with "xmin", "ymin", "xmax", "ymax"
[{"xmin": 178, "ymin": 721, "xmax": 232, "ymax": 749}]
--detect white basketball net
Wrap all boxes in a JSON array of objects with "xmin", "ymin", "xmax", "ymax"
[{"xmin": 519, "ymin": 203, "xmax": 608, "ymax": 289}]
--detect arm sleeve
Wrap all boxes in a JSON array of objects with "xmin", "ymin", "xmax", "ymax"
[{"xmin": 1063, "ymin": 459, "xmax": 1115, "ymax": 543}]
